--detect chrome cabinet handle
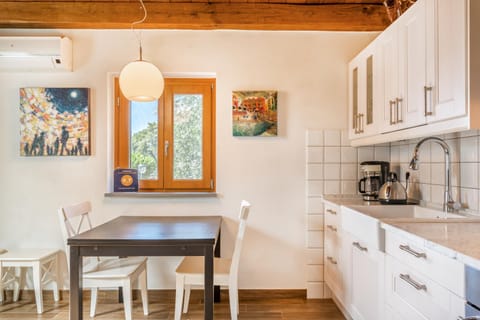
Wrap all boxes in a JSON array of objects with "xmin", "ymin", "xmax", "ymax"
[
  {"xmin": 399, "ymin": 244, "xmax": 427, "ymax": 259},
  {"xmin": 424, "ymin": 86, "xmax": 433, "ymax": 116},
  {"xmin": 326, "ymin": 225, "xmax": 337, "ymax": 232},
  {"xmin": 327, "ymin": 256, "xmax": 338, "ymax": 265},
  {"xmin": 326, "ymin": 209, "xmax": 337, "ymax": 215},
  {"xmin": 352, "ymin": 242, "xmax": 368, "ymax": 252},
  {"xmin": 389, "ymin": 100, "xmax": 396, "ymax": 125},
  {"xmin": 399, "ymin": 273, "xmax": 427, "ymax": 291},
  {"xmin": 354, "ymin": 114, "xmax": 359, "ymax": 134},
  {"xmin": 396, "ymin": 97, "xmax": 403, "ymax": 123}
]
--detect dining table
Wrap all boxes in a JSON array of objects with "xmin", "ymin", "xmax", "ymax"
[{"xmin": 67, "ymin": 215, "xmax": 222, "ymax": 320}]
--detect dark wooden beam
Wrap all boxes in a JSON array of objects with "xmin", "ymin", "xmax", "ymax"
[{"xmin": 0, "ymin": 2, "xmax": 389, "ymax": 31}]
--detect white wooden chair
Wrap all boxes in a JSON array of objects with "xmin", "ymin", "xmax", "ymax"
[
  {"xmin": 0, "ymin": 248, "xmax": 60, "ymax": 314},
  {"xmin": 174, "ymin": 200, "xmax": 251, "ymax": 320},
  {"xmin": 58, "ymin": 201, "xmax": 149, "ymax": 320}
]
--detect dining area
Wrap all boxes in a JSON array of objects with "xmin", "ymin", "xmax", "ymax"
[{"xmin": 0, "ymin": 200, "xmax": 253, "ymax": 320}]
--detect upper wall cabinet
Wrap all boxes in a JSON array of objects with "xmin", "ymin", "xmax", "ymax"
[
  {"xmin": 349, "ymin": 0, "xmax": 480, "ymax": 146},
  {"xmin": 348, "ymin": 41, "xmax": 382, "ymax": 140}
]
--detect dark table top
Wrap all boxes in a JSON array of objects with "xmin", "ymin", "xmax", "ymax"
[{"xmin": 67, "ymin": 215, "xmax": 222, "ymax": 246}]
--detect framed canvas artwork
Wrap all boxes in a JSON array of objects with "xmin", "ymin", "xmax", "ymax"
[
  {"xmin": 20, "ymin": 87, "xmax": 90, "ymax": 156},
  {"xmin": 232, "ymin": 90, "xmax": 278, "ymax": 136}
]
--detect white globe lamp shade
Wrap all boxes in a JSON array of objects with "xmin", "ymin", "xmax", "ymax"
[{"xmin": 119, "ymin": 60, "xmax": 164, "ymax": 102}]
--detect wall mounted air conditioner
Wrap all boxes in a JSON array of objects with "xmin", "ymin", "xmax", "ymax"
[{"xmin": 0, "ymin": 36, "xmax": 72, "ymax": 72}]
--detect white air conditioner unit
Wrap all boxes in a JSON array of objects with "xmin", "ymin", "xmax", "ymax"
[{"xmin": 0, "ymin": 36, "xmax": 73, "ymax": 72}]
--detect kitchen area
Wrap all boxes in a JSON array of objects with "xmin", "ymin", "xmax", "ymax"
[{"xmin": 305, "ymin": 0, "xmax": 480, "ymax": 319}]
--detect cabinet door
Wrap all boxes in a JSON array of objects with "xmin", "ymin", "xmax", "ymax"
[
  {"xmin": 426, "ymin": 0, "xmax": 467, "ymax": 122},
  {"xmin": 397, "ymin": 0, "xmax": 427, "ymax": 129},
  {"xmin": 350, "ymin": 237, "xmax": 384, "ymax": 320},
  {"xmin": 349, "ymin": 43, "xmax": 380, "ymax": 140},
  {"xmin": 379, "ymin": 25, "xmax": 399, "ymax": 132},
  {"xmin": 381, "ymin": 0, "xmax": 427, "ymax": 133}
]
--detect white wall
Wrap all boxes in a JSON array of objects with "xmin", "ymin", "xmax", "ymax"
[{"xmin": 0, "ymin": 29, "xmax": 376, "ymax": 289}]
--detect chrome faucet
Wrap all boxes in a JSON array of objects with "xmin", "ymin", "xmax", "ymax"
[{"xmin": 409, "ymin": 136, "xmax": 455, "ymax": 212}]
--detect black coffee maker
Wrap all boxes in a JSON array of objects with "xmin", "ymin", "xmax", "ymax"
[{"xmin": 358, "ymin": 161, "xmax": 390, "ymax": 201}]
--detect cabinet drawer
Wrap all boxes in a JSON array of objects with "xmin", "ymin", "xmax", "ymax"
[
  {"xmin": 324, "ymin": 203, "xmax": 340, "ymax": 228},
  {"xmin": 324, "ymin": 242, "xmax": 344, "ymax": 299},
  {"xmin": 385, "ymin": 255, "xmax": 465, "ymax": 320},
  {"xmin": 385, "ymin": 230, "xmax": 464, "ymax": 297}
]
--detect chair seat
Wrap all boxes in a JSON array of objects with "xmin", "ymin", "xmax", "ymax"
[
  {"xmin": 83, "ymin": 257, "xmax": 147, "ymax": 279},
  {"xmin": 176, "ymin": 256, "xmax": 232, "ymax": 285}
]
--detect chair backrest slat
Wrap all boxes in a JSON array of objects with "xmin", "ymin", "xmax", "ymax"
[
  {"xmin": 58, "ymin": 201, "xmax": 96, "ymax": 268},
  {"xmin": 229, "ymin": 200, "xmax": 251, "ymax": 280}
]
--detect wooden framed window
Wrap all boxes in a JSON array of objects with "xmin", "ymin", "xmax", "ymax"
[{"xmin": 114, "ymin": 78, "xmax": 216, "ymax": 192}]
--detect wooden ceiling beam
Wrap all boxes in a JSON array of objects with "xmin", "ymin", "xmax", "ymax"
[{"xmin": 0, "ymin": 1, "xmax": 389, "ymax": 31}]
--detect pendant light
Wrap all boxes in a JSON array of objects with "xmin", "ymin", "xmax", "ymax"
[{"xmin": 119, "ymin": 0, "xmax": 164, "ymax": 102}]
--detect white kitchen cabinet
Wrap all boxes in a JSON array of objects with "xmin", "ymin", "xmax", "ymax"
[
  {"xmin": 385, "ymin": 255, "xmax": 465, "ymax": 320},
  {"xmin": 380, "ymin": 0, "xmax": 428, "ymax": 133},
  {"xmin": 349, "ymin": 0, "xmax": 480, "ymax": 147},
  {"xmin": 348, "ymin": 234, "xmax": 384, "ymax": 320},
  {"xmin": 323, "ymin": 201, "xmax": 351, "ymax": 315},
  {"xmin": 425, "ymin": 0, "xmax": 468, "ymax": 122},
  {"xmin": 348, "ymin": 41, "xmax": 381, "ymax": 140},
  {"xmin": 384, "ymin": 228, "xmax": 466, "ymax": 320}
]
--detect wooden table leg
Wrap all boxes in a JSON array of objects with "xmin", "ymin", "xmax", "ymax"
[
  {"xmin": 204, "ymin": 246, "xmax": 214, "ymax": 320},
  {"xmin": 214, "ymin": 229, "xmax": 221, "ymax": 302},
  {"xmin": 69, "ymin": 246, "xmax": 83, "ymax": 320}
]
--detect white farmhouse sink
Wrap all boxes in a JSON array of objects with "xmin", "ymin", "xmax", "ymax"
[
  {"xmin": 346, "ymin": 205, "xmax": 466, "ymax": 220},
  {"xmin": 341, "ymin": 205, "xmax": 466, "ymax": 252}
]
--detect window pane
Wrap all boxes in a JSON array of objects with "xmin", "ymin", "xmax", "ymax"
[
  {"xmin": 173, "ymin": 94, "xmax": 203, "ymax": 180},
  {"xmin": 130, "ymin": 101, "xmax": 158, "ymax": 180}
]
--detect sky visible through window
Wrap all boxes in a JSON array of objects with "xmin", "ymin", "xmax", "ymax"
[{"xmin": 131, "ymin": 101, "xmax": 158, "ymax": 134}]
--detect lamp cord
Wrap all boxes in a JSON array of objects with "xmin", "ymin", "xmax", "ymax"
[{"xmin": 131, "ymin": 0, "xmax": 148, "ymax": 61}]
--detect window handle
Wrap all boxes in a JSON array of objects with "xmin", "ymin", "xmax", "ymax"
[{"xmin": 164, "ymin": 140, "xmax": 169, "ymax": 156}]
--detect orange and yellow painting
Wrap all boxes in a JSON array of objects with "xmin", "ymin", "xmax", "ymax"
[
  {"xmin": 20, "ymin": 87, "xmax": 90, "ymax": 156},
  {"xmin": 232, "ymin": 91, "xmax": 277, "ymax": 136}
]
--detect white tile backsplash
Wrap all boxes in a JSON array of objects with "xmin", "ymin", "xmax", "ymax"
[
  {"xmin": 307, "ymin": 164, "xmax": 324, "ymax": 180},
  {"xmin": 461, "ymin": 163, "xmax": 479, "ymax": 189},
  {"xmin": 461, "ymin": 136, "xmax": 478, "ymax": 162},
  {"xmin": 307, "ymin": 214, "xmax": 324, "ymax": 231},
  {"xmin": 430, "ymin": 163, "xmax": 445, "ymax": 185},
  {"xmin": 307, "ymin": 180, "xmax": 324, "ymax": 196},
  {"xmin": 341, "ymin": 147, "xmax": 357, "ymax": 163},
  {"xmin": 324, "ymin": 147, "xmax": 341, "ymax": 163},
  {"xmin": 324, "ymin": 130, "xmax": 341, "ymax": 146},
  {"xmin": 374, "ymin": 146, "xmax": 390, "ymax": 162},
  {"xmin": 306, "ymin": 130, "xmax": 324, "ymax": 146},
  {"xmin": 306, "ymin": 248, "xmax": 324, "ymax": 265},
  {"xmin": 342, "ymin": 181, "xmax": 357, "ymax": 195},
  {"xmin": 324, "ymin": 180, "xmax": 341, "ymax": 194},
  {"xmin": 461, "ymin": 188, "xmax": 479, "ymax": 211},
  {"xmin": 324, "ymin": 164, "xmax": 341, "ymax": 180},
  {"xmin": 358, "ymin": 147, "xmax": 374, "ymax": 163},
  {"xmin": 307, "ymin": 197, "xmax": 324, "ymax": 214},
  {"xmin": 341, "ymin": 164, "xmax": 357, "ymax": 180},
  {"xmin": 307, "ymin": 147, "xmax": 324, "ymax": 163}
]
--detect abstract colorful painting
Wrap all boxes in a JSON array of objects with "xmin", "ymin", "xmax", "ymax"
[
  {"xmin": 20, "ymin": 88, "xmax": 90, "ymax": 156},
  {"xmin": 232, "ymin": 91, "xmax": 278, "ymax": 136}
]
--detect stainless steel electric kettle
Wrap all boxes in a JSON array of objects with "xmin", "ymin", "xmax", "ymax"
[{"xmin": 378, "ymin": 172, "xmax": 407, "ymax": 204}]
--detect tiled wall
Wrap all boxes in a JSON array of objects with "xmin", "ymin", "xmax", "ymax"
[
  {"xmin": 390, "ymin": 130, "xmax": 480, "ymax": 213},
  {"xmin": 304, "ymin": 129, "xmax": 390, "ymax": 298},
  {"xmin": 304, "ymin": 128, "xmax": 480, "ymax": 299}
]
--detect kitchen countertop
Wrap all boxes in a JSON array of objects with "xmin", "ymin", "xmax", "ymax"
[
  {"xmin": 322, "ymin": 195, "xmax": 379, "ymax": 207},
  {"xmin": 382, "ymin": 221, "xmax": 480, "ymax": 269},
  {"xmin": 322, "ymin": 195, "xmax": 480, "ymax": 269}
]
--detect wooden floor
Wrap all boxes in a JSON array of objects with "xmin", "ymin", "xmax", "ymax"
[{"xmin": 0, "ymin": 289, "xmax": 345, "ymax": 320}]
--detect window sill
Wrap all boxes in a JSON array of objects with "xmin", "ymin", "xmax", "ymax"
[{"xmin": 104, "ymin": 192, "xmax": 218, "ymax": 198}]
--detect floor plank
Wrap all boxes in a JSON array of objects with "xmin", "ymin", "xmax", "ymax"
[{"xmin": 0, "ymin": 290, "xmax": 345, "ymax": 320}]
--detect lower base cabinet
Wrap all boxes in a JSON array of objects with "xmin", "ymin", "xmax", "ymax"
[
  {"xmin": 347, "ymin": 232, "xmax": 385, "ymax": 320},
  {"xmin": 385, "ymin": 255, "xmax": 466, "ymax": 320}
]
